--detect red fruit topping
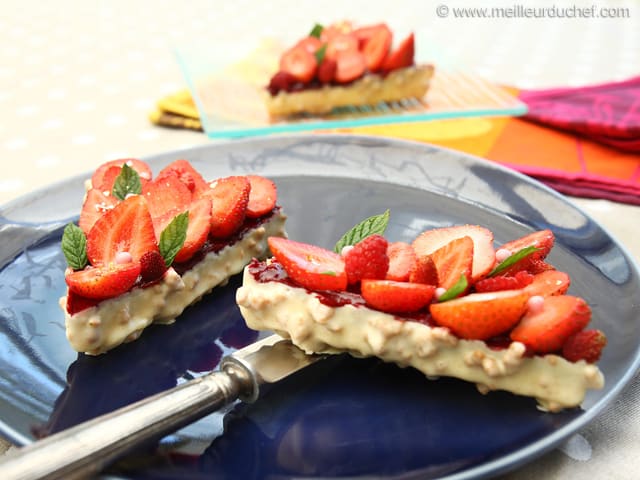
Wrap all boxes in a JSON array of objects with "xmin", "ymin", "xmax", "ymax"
[
  {"xmin": 362, "ymin": 24, "xmax": 392, "ymax": 72},
  {"xmin": 524, "ymin": 270, "xmax": 570, "ymax": 297},
  {"xmin": 352, "ymin": 23, "xmax": 391, "ymax": 48},
  {"xmin": 280, "ymin": 45, "xmax": 317, "ymax": 84},
  {"xmin": 65, "ymin": 290, "xmax": 100, "ymax": 315},
  {"xmin": 430, "ymin": 290, "xmax": 529, "ymax": 340},
  {"xmin": 142, "ymin": 174, "xmax": 192, "ymax": 222},
  {"xmin": 429, "ymin": 236, "xmax": 474, "ymax": 290},
  {"xmin": 157, "ymin": 159, "xmax": 208, "ymax": 196},
  {"xmin": 562, "ymin": 329, "xmax": 607, "ymax": 363},
  {"xmin": 87, "ymin": 195, "xmax": 159, "ymax": 265},
  {"xmin": 295, "ymin": 36, "xmax": 323, "ymax": 55},
  {"xmin": 343, "ymin": 234, "xmax": 389, "ymax": 284},
  {"xmin": 79, "ymin": 188, "xmax": 119, "ymax": 235},
  {"xmin": 474, "ymin": 271, "xmax": 534, "ymax": 293},
  {"xmin": 361, "ymin": 279, "xmax": 435, "ymax": 314},
  {"xmin": 246, "ymin": 175, "xmax": 277, "ymax": 218},
  {"xmin": 174, "ymin": 198, "xmax": 212, "ymax": 263},
  {"xmin": 268, "ymin": 237, "xmax": 347, "ymax": 291},
  {"xmin": 95, "ymin": 165, "xmax": 124, "ymax": 192},
  {"xmin": 412, "ymin": 225, "xmax": 495, "ymax": 282},
  {"xmin": 334, "ymin": 50, "xmax": 367, "ymax": 83},
  {"xmin": 139, "ymin": 250, "xmax": 168, "ymax": 283},
  {"xmin": 65, "ymin": 262, "xmax": 141, "ymax": 300},
  {"xmin": 510, "ymin": 295, "xmax": 591, "ymax": 354},
  {"xmin": 381, "ymin": 32, "xmax": 415, "ymax": 73},
  {"xmin": 326, "ymin": 32, "xmax": 359, "ymax": 60},
  {"xmin": 267, "ymin": 71, "xmax": 298, "ymax": 95},
  {"xmin": 202, "ymin": 176, "xmax": 250, "ymax": 239},
  {"xmin": 409, "ymin": 255, "xmax": 439, "ymax": 285},
  {"xmin": 91, "ymin": 159, "xmax": 152, "ymax": 189},
  {"xmin": 320, "ymin": 21, "xmax": 353, "ymax": 43},
  {"xmin": 500, "ymin": 229, "xmax": 555, "ymax": 259},
  {"xmin": 317, "ymin": 58, "xmax": 337, "ymax": 84},
  {"xmin": 386, "ymin": 241, "xmax": 416, "ymax": 282}
]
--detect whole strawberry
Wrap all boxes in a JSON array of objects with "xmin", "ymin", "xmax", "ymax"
[
  {"xmin": 562, "ymin": 329, "xmax": 607, "ymax": 363},
  {"xmin": 343, "ymin": 234, "xmax": 389, "ymax": 284}
]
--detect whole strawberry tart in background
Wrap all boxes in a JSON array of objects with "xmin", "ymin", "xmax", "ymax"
[
  {"xmin": 237, "ymin": 211, "xmax": 606, "ymax": 412},
  {"xmin": 60, "ymin": 158, "xmax": 287, "ymax": 355},
  {"xmin": 264, "ymin": 21, "xmax": 434, "ymax": 116}
]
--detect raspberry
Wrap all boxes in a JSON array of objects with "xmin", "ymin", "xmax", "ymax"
[
  {"xmin": 344, "ymin": 234, "xmax": 389, "ymax": 284},
  {"xmin": 267, "ymin": 71, "xmax": 297, "ymax": 95},
  {"xmin": 562, "ymin": 329, "xmax": 607, "ymax": 363},
  {"xmin": 474, "ymin": 270, "xmax": 534, "ymax": 293},
  {"xmin": 140, "ymin": 251, "xmax": 168, "ymax": 283}
]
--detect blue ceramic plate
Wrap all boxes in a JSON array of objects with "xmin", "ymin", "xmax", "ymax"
[{"xmin": 0, "ymin": 135, "xmax": 639, "ymax": 479}]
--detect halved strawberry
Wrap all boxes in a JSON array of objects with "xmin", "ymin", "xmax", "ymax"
[
  {"xmin": 65, "ymin": 262, "xmax": 141, "ymax": 300},
  {"xmin": 510, "ymin": 295, "xmax": 591, "ymax": 353},
  {"xmin": 157, "ymin": 159, "xmax": 208, "ymax": 196},
  {"xmin": 386, "ymin": 241, "xmax": 416, "ymax": 282},
  {"xmin": 343, "ymin": 234, "xmax": 389, "ymax": 284},
  {"xmin": 334, "ymin": 50, "xmax": 367, "ymax": 83},
  {"xmin": 142, "ymin": 174, "xmax": 192, "ymax": 222},
  {"xmin": 381, "ymin": 32, "xmax": 415, "ymax": 73},
  {"xmin": 87, "ymin": 195, "xmax": 159, "ymax": 265},
  {"xmin": 280, "ymin": 45, "xmax": 317, "ymax": 84},
  {"xmin": 320, "ymin": 21, "xmax": 353, "ymax": 43},
  {"xmin": 94, "ymin": 165, "xmax": 124, "ymax": 192},
  {"xmin": 361, "ymin": 279, "xmax": 435, "ymax": 314},
  {"xmin": 499, "ymin": 229, "xmax": 555, "ymax": 259},
  {"xmin": 352, "ymin": 23, "xmax": 390, "ymax": 49},
  {"xmin": 174, "ymin": 198, "xmax": 212, "ymax": 263},
  {"xmin": 65, "ymin": 290, "xmax": 101, "ymax": 315},
  {"xmin": 268, "ymin": 237, "xmax": 347, "ymax": 291},
  {"xmin": 409, "ymin": 255, "xmax": 439, "ymax": 285},
  {"xmin": 326, "ymin": 32, "xmax": 359, "ymax": 60},
  {"xmin": 474, "ymin": 271, "xmax": 534, "ymax": 293},
  {"xmin": 523, "ymin": 270, "xmax": 570, "ymax": 297},
  {"xmin": 430, "ymin": 290, "xmax": 529, "ymax": 340},
  {"xmin": 203, "ymin": 176, "xmax": 250, "ymax": 239},
  {"xmin": 317, "ymin": 58, "xmax": 337, "ymax": 84},
  {"xmin": 79, "ymin": 188, "xmax": 119, "ymax": 235},
  {"xmin": 428, "ymin": 236, "xmax": 474, "ymax": 290},
  {"xmin": 295, "ymin": 36, "xmax": 323, "ymax": 55},
  {"xmin": 412, "ymin": 225, "xmax": 495, "ymax": 282},
  {"xmin": 562, "ymin": 329, "xmax": 607, "ymax": 363},
  {"xmin": 91, "ymin": 159, "xmax": 152, "ymax": 189},
  {"xmin": 362, "ymin": 24, "xmax": 392, "ymax": 72},
  {"xmin": 246, "ymin": 175, "xmax": 277, "ymax": 218}
]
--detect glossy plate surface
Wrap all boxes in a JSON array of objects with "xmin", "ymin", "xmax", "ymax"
[{"xmin": 0, "ymin": 135, "xmax": 638, "ymax": 479}]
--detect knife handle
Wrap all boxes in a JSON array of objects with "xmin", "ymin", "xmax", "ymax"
[{"xmin": 0, "ymin": 362, "xmax": 255, "ymax": 480}]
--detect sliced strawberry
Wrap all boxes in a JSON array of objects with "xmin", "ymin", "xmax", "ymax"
[
  {"xmin": 91, "ymin": 159, "xmax": 152, "ymax": 189},
  {"xmin": 430, "ymin": 290, "xmax": 529, "ymax": 340},
  {"xmin": 510, "ymin": 295, "xmax": 591, "ymax": 353},
  {"xmin": 361, "ymin": 279, "xmax": 435, "ymax": 314},
  {"xmin": 139, "ymin": 250, "xmax": 168, "ymax": 282},
  {"xmin": 174, "ymin": 198, "xmax": 212, "ymax": 263},
  {"xmin": 142, "ymin": 174, "xmax": 192, "ymax": 222},
  {"xmin": 409, "ymin": 255, "xmax": 439, "ymax": 285},
  {"xmin": 352, "ymin": 23, "xmax": 390, "ymax": 49},
  {"xmin": 65, "ymin": 262, "xmax": 141, "ymax": 300},
  {"xmin": 412, "ymin": 225, "xmax": 495, "ymax": 282},
  {"xmin": 79, "ymin": 188, "xmax": 119, "ymax": 235},
  {"xmin": 523, "ymin": 270, "xmax": 570, "ymax": 297},
  {"xmin": 317, "ymin": 58, "xmax": 337, "ymax": 84},
  {"xmin": 386, "ymin": 242, "xmax": 416, "ymax": 282},
  {"xmin": 343, "ymin": 234, "xmax": 389, "ymax": 284},
  {"xmin": 562, "ymin": 329, "xmax": 607, "ymax": 363},
  {"xmin": 268, "ymin": 237, "xmax": 347, "ymax": 291},
  {"xmin": 246, "ymin": 175, "xmax": 277, "ymax": 218},
  {"xmin": 157, "ymin": 159, "xmax": 208, "ymax": 196},
  {"xmin": 87, "ymin": 195, "xmax": 159, "ymax": 265},
  {"xmin": 320, "ymin": 21, "xmax": 353, "ymax": 43},
  {"xmin": 326, "ymin": 32, "xmax": 359, "ymax": 60},
  {"xmin": 65, "ymin": 290, "xmax": 100, "ymax": 315},
  {"xmin": 94, "ymin": 165, "xmax": 124, "ymax": 192},
  {"xmin": 362, "ymin": 24, "xmax": 392, "ymax": 72},
  {"xmin": 334, "ymin": 50, "xmax": 366, "ymax": 83},
  {"xmin": 280, "ymin": 45, "xmax": 317, "ymax": 84},
  {"xmin": 295, "ymin": 36, "xmax": 323, "ymax": 55},
  {"xmin": 428, "ymin": 236, "xmax": 474, "ymax": 290},
  {"xmin": 474, "ymin": 271, "xmax": 534, "ymax": 293},
  {"xmin": 499, "ymin": 229, "xmax": 555, "ymax": 259},
  {"xmin": 381, "ymin": 32, "xmax": 415, "ymax": 73},
  {"xmin": 202, "ymin": 176, "xmax": 250, "ymax": 239}
]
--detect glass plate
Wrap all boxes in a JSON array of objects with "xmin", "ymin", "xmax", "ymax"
[
  {"xmin": 175, "ymin": 38, "xmax": 527, "ymax": 138},
  {"xmin": 0, "ymin": 135, "xmax": 638, "ymax": 479}
]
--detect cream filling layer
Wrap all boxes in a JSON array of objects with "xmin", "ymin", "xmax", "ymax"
[
  {"xmin": 236, "ymin": 268, "xmax": 604, "ymax": 412},
  {"xmin": 62, "ymin": 212, "xmax": 287, "ymax": 355}
]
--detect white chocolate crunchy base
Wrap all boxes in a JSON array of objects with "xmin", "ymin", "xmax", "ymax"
[
  {"xmin": 236, "ymin": 266, "xmax": 604, "ymax": 412},
  {"xmin": 61, "ymin": 211, "xmax": 287, "ymax": 355},
  {"xmin": 264, "ymin": 65, "xmax": 434, "ymax": 116}
]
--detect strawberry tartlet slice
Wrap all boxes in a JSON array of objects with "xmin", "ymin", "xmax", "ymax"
[
  {"xmin": 60, "ymin": 159, "xmax": 287, "ymax": 355},
  {"xmin": 236, "ymin": 213, "xmax": 605, "ymax": 412}
]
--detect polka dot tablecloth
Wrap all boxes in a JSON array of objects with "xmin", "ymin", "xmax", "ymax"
[{"xmin": 1, "ymin": 0, "xmax": 639, "ymax": 478}]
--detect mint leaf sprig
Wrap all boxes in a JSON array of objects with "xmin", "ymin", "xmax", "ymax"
[
  {"xmin": 334, "ymin": 209, "xmax": 390, "ymax": 253},
  {"xmin": 159, "ymin": 211, "xmax": 189, "ymax": 266},
  {"xmin": 112, "ymin": 164, "xmax": 142, "ymax": 200},
  {"xmin": 488, "ymin": 246, "xmax": 539, "ymax": 277},
  {"xmin": 437, "ymin": 274, "xmax": 468, "ymax": 302},
  {"xmin": 61, "ymin": 223, "xmax": 88, "ymax": 270}
]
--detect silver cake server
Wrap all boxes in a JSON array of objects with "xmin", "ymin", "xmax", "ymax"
[{"xmin": 0, "ymin": 334, "xmax": 326, "ymax": 480}]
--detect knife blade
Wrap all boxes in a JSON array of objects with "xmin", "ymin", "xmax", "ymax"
[{"xmin": 0, "ymin": 334, "xmax": 326, "ymax": 480}]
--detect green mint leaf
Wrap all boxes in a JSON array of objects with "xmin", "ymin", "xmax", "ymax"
[
  {"xmin": 112, "ymin": 163, "xmax": 142, "ymax": 200},
  {"xmin": 334, "ymin": 209, "xmax": 390, "ymax": 253},
  {"xmin": 438, "ymin": 274, "xmax": 468, "ymax": 302},
  {"xmin": 309, "ymin": 23, "xmax": 324, "ymax": 38},
  {"xmin": 159, "ymin": 211, "xmax": 189, "ymax": 266},
  {"xmin": 321, "ymin": 270, "xmax": 336, "ymax": 276},
  {"xmin": 61, "ymin": 223, "xmax": 88, "ymax": 270},
  {"xmin": 488, "ymin": 246, "xmax": 540, "ymax": 277},
  {"xmin": 314, "ymin": 44, "xmax": 327, "ymax": 63}
]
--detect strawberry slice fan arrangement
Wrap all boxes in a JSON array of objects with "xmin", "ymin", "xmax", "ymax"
[
  {"xmin": 264, "ymin": 21, "xmax": 434, "ymax": 116},
  {"xmin": 60, "ymin": 158, "xmax": 287, "ymax": 355},
  {"xmin": 237, "ymin": 211, "xmax": 607, "ymax": 412}
]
